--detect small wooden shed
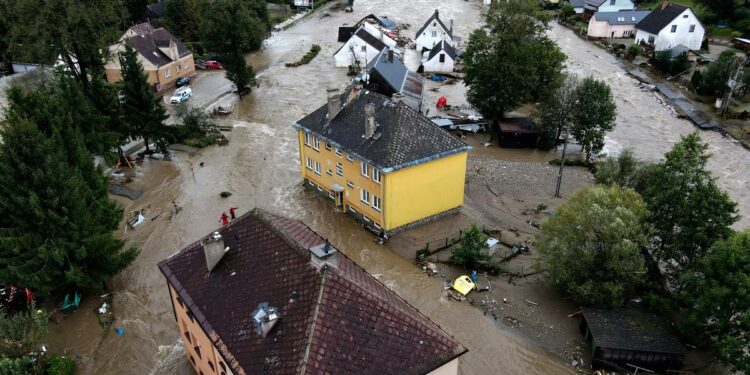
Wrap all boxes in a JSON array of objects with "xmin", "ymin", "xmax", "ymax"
[
  {"xmin": 580, "ymin": 308, "xmax": 685, "ymax": 373},
  {"xmin": 496, "ymin": 117, "xmax": 541, "ymax": 148}
]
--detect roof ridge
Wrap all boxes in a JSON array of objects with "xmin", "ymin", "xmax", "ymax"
[{"xmin": 299, "ymin": 269, "xmax": 328, "ymax": 374}]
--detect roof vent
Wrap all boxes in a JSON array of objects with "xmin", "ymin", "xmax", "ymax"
[
  {"xmin": 391, "ymin": 92, "xmax": 404, "ymax": 105},
  {"xmin": 308, "ymin": 239, "xmax": 339, "ymax": 270},
  {"xmin": 252, "ymin": 303, "xmax": 280, "ymax": 337},
  {"xmin": 203, "ymin": 232, "xmax": 229, "ymax": 273}
]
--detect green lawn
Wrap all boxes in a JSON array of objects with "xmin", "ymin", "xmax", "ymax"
[{"xmin": 638, "ymin": 0, "xmax": 696, "ymax": 10}]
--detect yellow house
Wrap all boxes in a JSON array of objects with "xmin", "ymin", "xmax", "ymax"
[
  {"xmin": 104, "ymin": 22, "xmax": 195, "ymax": 93},
  {"xmin": 293, "ymin": 88, "xmax": 471, "ymax": 235}
]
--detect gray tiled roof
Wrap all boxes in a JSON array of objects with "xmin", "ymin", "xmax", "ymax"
[
  {"xmin": 592, "ymin": 10, "xmax": 651, "ymax": 25},
  {"xmin": 294, "ymin": 90, "xmax": 470, "ymax": 172},
  {"xmin": 366, "ymin": 48, "xmax": 424, "ymax": 107},
  {"xmin": 583, "ymin": 308, "xmax": 685, "ymax": 354}
]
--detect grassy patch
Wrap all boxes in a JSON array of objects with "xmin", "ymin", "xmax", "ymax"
[
  {"xmin": 549, "ymin": 158, "xmax": 594, "ymax": 169},
  {"xmin": 706, "ymin": 26, "xmax": 736, "ymax": 36},
  {"xmin": 285, "ymin": 44, "xmax": 321, "ymax": 67}
]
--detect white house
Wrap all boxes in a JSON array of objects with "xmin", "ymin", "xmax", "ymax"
[
  {"xmin": 422, "ymin": 40, "xmax": 456, "ymax": 73},
  {"xmin": 334, "ymin": 23, "xmax": 397, "ymax": 68},
  {"xmin": 415, "ymin": 9, "xmax": 454, "ymax": 52},
  {"xmin": 635, "ymin": 2, "xmax": 704, "ymax": 51},
  {"xmin": 587, "ymin": 10, "xmax": 651, "ymax": 39}
]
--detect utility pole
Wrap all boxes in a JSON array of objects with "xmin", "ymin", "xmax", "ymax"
[{"xmin": 555, "ymin": 127, "xmax": 569, "ymax": 198}]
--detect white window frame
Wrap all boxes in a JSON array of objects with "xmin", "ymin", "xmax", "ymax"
[
  {"xmin": 360, "ymin": 162, "xmax": 369, "ymax": 177},
  {"xmin": 346, "ymin": 154, "xmax": 353, "ymax": 162},
  {"xmin": 336, "ymin": 162, "xmax": 343, "ymax": 177},
  {"xmin": 372, "ymin": 196, "xmax": 381, "ymax": 211},
  {"xmin": 347, "ymin": 180, "xmax": 354, "ymax": 188},
  {"xmin": 313, "ymin": 137, "xmax": 320, "ymax": 151},
  {"xmin": 165, "ymin": 68, "xmax": 171, "ymax": 78},
  {"xmin": 360, "ymin": 189, "xmax": 370, "ymax": 205},
  {"xmin": 326, "ymin": 169, "xmax": 333, "ymax": 176},
  {"xmin": 335, "ymin": 148, "xmax": 342, "ymax": 156},
  {"xmin": 317, "ymin": 185, "xmax": 323, "ymax": 192},
  {"xmin": 328, "ymin": 192, "xmax": 335, "ymax": 199},
  {"xmin": 306, "ymin": 157, "xmax": 313, "ymax": 170},
  {"xmin": 304, "ymin": 133, "xmax": 311, "ymax": 146},
  {"xmin": 308, "ymin": 180, "xmax": 316, "ymax": 187},
  {"xmin": 372, "ymin": 169, "xmax": 381, "ymax": 183},
  {"xmin": 314, "ymin": 162, "xmax": 321, "ymax": 175},
  {"xmin": 325, "ymin": 142, "xmax": 332, "ymax": 151}
]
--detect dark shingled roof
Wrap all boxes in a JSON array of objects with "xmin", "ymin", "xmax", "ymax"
[
  {"xmin": 582, "ymin": 308, "xmax": 685, "ymax": 355},
  {"xmin": 146, "ymin": 1, "xmax": 166, "ymax": 18},
  {"xmin": 124, "ymin": 23, "xmax": 192, "ymax": 67},
  {"xmin": 415, "ymin": 9, "xmax": 453, "ymax": 39},
  {"xmin": 365, "ymin": 48, "xmax": 424, "ymax": 108},
  {"xmin": 293, "ymin": 90, "xmax": 470, "ymax": 172},
  {"xmin": 427, "ymin": 40, "xmax": 457, "ymax": 61},
  {"xmin": 337, "ymin": 26, "xmax": 357, "ymax": 43},
  {"xmin": 636, "ymin": 3, "xmax": 689, "ymax": 34},
  {"xmin": 355, "ymin": 27, "xmax": 387, "ymax": 51},
  {"xmin": 158, "ymin": 209, "xmax": 466, "ymax": 375}
]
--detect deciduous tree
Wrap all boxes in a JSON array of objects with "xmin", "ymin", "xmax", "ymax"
[
  {"xmin": 223, "ymin": 51, "xmax": 256, "ymax": 99},
  {"xmin": 537, "ymin": 185, "xmax": 649, "ymax": 307},
  {"xmin": 450, "ymin": 224, "xmax": 491, "ymax": 271},
  {"xmin": 202, "ymin": 0, "xmax": 266, "ymax": 54},
  {"xmin": 571, "ymin": 77, "xmax": 617, "ymax": 162},
  {"xmin": 164, "ymin": 0, "xmax": 202, "ymax": 42},
  {"xmin": 593, "ymin": 149, "xmax": 652, "ymax": 192},
  {"xmin": 678, "ymin": 231, "xmax": 750, "ymax": 372},
  {"xmin": 642, "ymin": 132, "xmax": 738, "ymax": 286},
  {"xmin": 533, "ymin": 73, "xmax": 578, "ymax": 142}
]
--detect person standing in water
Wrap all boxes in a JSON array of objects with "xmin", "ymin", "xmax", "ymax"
[{"xmin": 220, "ymin": 212, "xmax": 229, "ymax": 225}]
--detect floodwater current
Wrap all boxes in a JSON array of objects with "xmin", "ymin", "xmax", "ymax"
[{"xmin": 42, "ymin": 1, "xmax": 749, "ymax": 375}]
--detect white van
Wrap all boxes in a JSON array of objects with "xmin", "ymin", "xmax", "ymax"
[{"xmin": 170, "ymin": 87, "xmax": 193, "ymax": 104}]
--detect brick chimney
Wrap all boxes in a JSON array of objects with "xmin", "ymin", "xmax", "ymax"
[
  {"xmin": 364, "ymin": 103, "xmax": 376, "ymax": 139},
  {"xmin": 391, "ymin": 92, "xmax": 404, "ymax": 105},
  {"xmin": 327, "ymin": 88, "xmax": 341, "ymax": 120}
]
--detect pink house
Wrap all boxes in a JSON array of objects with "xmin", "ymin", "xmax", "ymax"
[{"xmin": 588, "ymin": 10, "xmax": 651, "ymax": 39}]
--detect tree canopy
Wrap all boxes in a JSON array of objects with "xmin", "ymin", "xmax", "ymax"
[
  {"xmin": 642, "ymin": 133, "xmax": 738, "ymax": 286},
  {"xmin": 164, "ymin": 0, "xmax": 203, "ymax": 42},
  {"xmin": 537, "ymin": 185, "xmax": 649, "ymax": 307},
  {"xmin": 571, "ymin": 77, "xmax": 617, "ymax": 162},
  {"xmin": 533, "ymin": 73, "xmax": 579, "ymax": 142},
  {"xmin": 463, "ymin": 0, "xmax": 565, "ymax": 121},
  {"xmin": 678, "ymin": 231, "xmax": 750, "ymax": 372},
  {"xmin": 0, "ymin": 306, "xmax": 47, "ymax": 359},
  {"xmin": 201, "ymin": 0, "xmax": 267, "ymax": 54},
  {"xmin": 593, "ymin": 149, "xmax": 652, "ymax": 192},
  {"xmin": 450, "ymin": 224, "xmax": 491, "ymax": 270}
]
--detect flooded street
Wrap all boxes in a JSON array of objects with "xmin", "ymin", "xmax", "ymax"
[
  {"xmin": 549, "ymin": 23, "xmax": 750, "ymax": 229},
  {"xmin": 42, "ymin": 2, "xmax": 750, "ymax": 375}
]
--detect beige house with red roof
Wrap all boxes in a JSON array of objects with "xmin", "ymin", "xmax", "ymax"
[
  {"xmin": 158, "ymin": 209, "xmax": 466, "ymax": 375},
  {"xmin": 104, "ymin": 22, "xmax": 195, "ymax": 92}
]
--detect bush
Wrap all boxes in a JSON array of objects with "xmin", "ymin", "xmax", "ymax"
[
  {"xmin": 627, "ymin": 44, "xmax": 641, "ymax": 57},
  {"xmin": 449, "ymin": 224, "xmax": 491, "ymax": 271},
  {"xmin": 285, "ymin": 44, "xmax": 321, "ymax": 67},
  {"xmin": 167, "ymin": 106, "xmax": 222, "ymax": 148},
  {"xmin": 561, "ymin": 3, "xmax": 575, "ymax": 18},
  {"xmin": 46, "ymin": 356, "xmax": 76, "ymax": 375},
  {"xmin": 0, "ymin": 357, "xmax": 37, "ymax": 375}
]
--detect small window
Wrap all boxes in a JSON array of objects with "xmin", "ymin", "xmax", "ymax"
[
  {"xmin": 187, "ymin": 310, "xmax": 195, "ymax": 323},
  {"xmin": 336, "ymin": 162, "xmax": 343, "ymax": 177},
  {"xmin": 194, "ymin": 344, "xmax": 201, "ymax": 358},
  {"xmin": 306, "ymin": 157, "xmax": 313, "ymax": 170},
  {"xmin": 347, "ymin": 180, "xmax": 354, "ymax": 188},
  {"xmin": 439, "ymin": 53, "xmax": 445, "ymax": 63},
  {"xmin": 314, "ymin": 162, "xmax": 321, "ymax": 175},
  {"xmin": 374, "ymin": 222, "xmax": 381, "ymax": 230},
  {"xmin": 431, "ymin": 31, "xmax": 437, "ymax": 37},
  {"xmin": 689, "ymin": 24, "xmax": 695, "ymax": 32},
  {"xmin": 335, "ymin": 147, "xmax": 342, "ymax": 156},
  {"xmin": 683, "ymin": 14, "xmax": 688, "ymax": 18},
  {"xmin": 304, "ymin": 133, "xmax": 311, "ymax": 146},
  {"xmin": 312, "ymin": 137, "xmax": 320, "ymax": 150},
  {"xmin": 184, "ymin": 62, "xmax": 189, "ymax": 69},
  {"xmin": 346, "ymin": 154, "xmax": 354, "ymax": 162},
  {"xmin": 373, "ymin": 196, "xmax": 381, "ymax": 211},
  {"xmin": 326, "ymin": 169, "xmax": 333, "ymax": 176},
  {"xmin": 209, "ymin": 361, "xmax": 215, "ymax": 371},
  {"xmin": 362, "ymin": 216, "xmax": 371, "ymax": 223},
  {"xmin": 360, "ymin": 189, "xmax": 370, "ymax": 205},
  {"xmin": 372, "ymin": 169, "xmax": 381, "ymax": 183},
  {"xmin": 433, "ymin": 22, "xmax": 436, "ymax": 27},
  {"xmin": 348, "ymin": 205, "xmax": 357, "ymax": 213},
  {"xmin": 670, "ymin": 25, "xmax": 677, "ymax": 33},
  {"xmin": 631, "ymin": 16, "xmax": 635, "ymax": 21},
  {"xmin": 360, "ymin": 162, "xmax": 369, "ymax": 177},
  {"xmin": 184, "ymin": 330, "xmax": 191, "ymax": 343},
  {"xmin": 164, "ymin": 68, "xmax": 171, "ymax": 78},
  {"xmin": 317, "ymin": 185, "xmax": 323, "ymax": 192},
  {"xmin": 190, "ymin": 356, "xmax": 196, "ymax": 365},
  {"xmin": 325, "ymin": 142, "xmax": 332, "ymax": 150},
  {"xmin": 361, "ymin": 45, "xmax": 366, "ymax": 52},
  {"xmin": 308, "ymin": 180, "xmax": 315, "ymax": 187},
  {"xmin": 220, "ymin": 362, "xmax": 227, "ymax": 371},
  {"xmin": 176, "ymin": 64, "xmax": 180, "ymax": 72}
]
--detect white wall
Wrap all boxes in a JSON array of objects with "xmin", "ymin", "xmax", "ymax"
[
  {"xmin": 334, "ymin": 25, "xmax": 396, "ymax": 68},
  {"xmin": 423, "ymin": 52, "xmax": 454, "ymax": 73},
  {"xmin": 416, "ymin": 20, "xmax": 453, "ymax": 52},
  {"xmin": 598, "ymin": 0, "xmax": 635, "ymax": 12},
  {"xmin": 636, "ymin": 8, "xmax": 704, "ymax": 50}
]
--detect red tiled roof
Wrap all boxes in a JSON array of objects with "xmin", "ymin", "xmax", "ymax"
[{"xmin": 158, "ymin": 209, "xmax": 466, "ymax": 375}]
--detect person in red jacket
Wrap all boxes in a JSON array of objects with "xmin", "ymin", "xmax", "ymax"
[
  {"xmin": 229, "ymin": 207, "xmax": 238, "ymax": 220},
  {"xmin": 220, "ymin": 212, "xmax": 229, "ymax": 225}
]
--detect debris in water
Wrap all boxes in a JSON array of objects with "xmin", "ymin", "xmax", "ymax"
[
  {"xmin": 115, "ymin": 328, "xmax": 125, "ymax": 336},
  {"xmin": 220, "ymin": 191, "xmax": 232, "ymax": 198},
  {"xmin": 525, "ymin": 299, "xmax": 538, "ymax": 306}
]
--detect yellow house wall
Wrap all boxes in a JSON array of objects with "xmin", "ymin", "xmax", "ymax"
[
  {"xmin": 383, "ymin": 152, "xmax": 467, "ymax": 230},
  {"xmin": 297, "ymin": 130, "xmax": 385, "ymax": 227},
  {"xmin": 156, "ymin": 55, "xmax": 195, "ymax": 88},
  {"xmin": 168, "ymin": 285, "xmax": 234, "ymax": 375}
]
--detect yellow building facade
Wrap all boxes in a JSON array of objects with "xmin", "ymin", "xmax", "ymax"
[{"xmin": 294, "ymin": 89, "xmax": 470, "ymax": 235}]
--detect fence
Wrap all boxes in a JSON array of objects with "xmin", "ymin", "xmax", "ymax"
[{"xmin": 415, "ymin": 225, "xmax": 487, "ymax": 260}]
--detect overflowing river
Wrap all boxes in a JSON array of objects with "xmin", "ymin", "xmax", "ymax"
[{"xmin": 41, "ymin": 1, "xmax": 749, "ymax": 374}]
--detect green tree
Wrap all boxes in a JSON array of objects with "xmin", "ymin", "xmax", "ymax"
[
  {"xmin": 537, "ymin": 185, "xmax": 648, "ymax": 307},
  {"xmin": 593, "ymin": 149, "xmax": 652, "ymax": 192},
  {"xmin": 0, "ymin": 305, "xmax": 47, "ymax": 359},
  {"xmin": 119, "ymin": 44, "xmax": 169, "ymax": 153},
  {"xmin": 223, "ymin": 51, "xmax": 256, "ymax": 99},
  {"xmin": 695, "ymin": 51, "xmax": 740, "ymax": 98},
  {"xmin": 463, "ymin": 0, "xmax": 565, "ymax": 121},
  {"xmin": 571, "ymin": 77, "xmax": 617, "ymax": 162},
  {"xmin": 642, "ymin": 133, "xmax": 738, "ymax": 286},
  {"xmin": 0, "ymin": 0, "xmax": 13, "ymax": 74},
  {"xmin": 0, "ymin": 90, "xmax": 137, "ymax": 295},
  {"xmin": 125, "ymin": 0, "xmax": 149, "ymax": 23},
  {"xmin": 533, "ymin": 73, "xmax": 578, "ymax": 142},
  {"xmin": 164, "ymin": 0, "xmax": 202, "ymax": 42},
  {"xmin": 450, "ymin": 224, "xmax": 491, "ymax": 270},
  {"xmin": 0, "ymin": 357, "xmax": 37, "ymax": 375},
  {"xmin": 560, "ymin": 3, "xmax": 575, "ymax": 18},
  {"xmin": 678, "ymin": 231, "xmax": 750, "ymax": 372},
  {"xmin": 694, "ymin": 0, "xmax": 736, "ymax": 19},
  {"xmin": 202, "ymin": 0, "xmax": 266, "ymax": 54}
]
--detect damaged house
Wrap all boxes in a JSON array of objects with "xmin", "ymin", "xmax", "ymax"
[{"xmin": 357, "ymin": 47, "xmax": 424, "ymax": 111}]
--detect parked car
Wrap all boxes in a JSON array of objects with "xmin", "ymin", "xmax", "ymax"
[
  {"xmin": 170, "ymin": 87, "xmax": 193, "ymax": 104},
  {"xmin": 175, "ymin": 76, "xmax": 190, "ymax": 88},
  {"xmin": 205, "ymin": 60, "xmax": 223, "ymax": 70}
]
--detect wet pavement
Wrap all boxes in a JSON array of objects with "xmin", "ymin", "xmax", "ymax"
[{"xmin": 42, "ymin": 2, "xmax": 750, "ymax": 375}]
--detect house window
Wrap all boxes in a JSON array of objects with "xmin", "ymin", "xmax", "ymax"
[
  {"xmin": 361, "ymin": 45, "xmax": 366, "ymax": 52},
  {"xmin": 194, "ymin": 344, "xmax": 202, "ymax": 359},
  {"xmin": 689, "ymin": 24, "xmax": 695, "ymax": 32},
  {"xmin": 360, "ymin": 189, "xmax": 370, "ymax": 205},
  {"xmin": 306, "ymin": 157, "xmax": 312, "ymax": 170},
  {"xmin": 683, "ymin": 14, "xmax": 688, "ymax": 18},
  {"xmin": 439, "ymin": 53, "xmax": 445, "ymax": 63},
  {"xmin": 372, "ymin": 169, "xmax": 381, "ymax": 183},
  {"xmin": 314, "ymin": 162, "xmax": 321, "ymax": 175},
  {"xmin": 362, "ymin": 216, "xmax": 371, "ymax": 223},
  {"xmin": 312, "ymin": 137, "xmax": 320, "ymax": 150},
  {"xmin": 220, "ymin": 362, "xmax": 227, "ymax": 371},
  {"xmin": 325, "ymin": 142, "xmax": 332, "ymax": 150},
  {"xmin": 190, "ymin": 356, "xmax": 196, "ymax": 365},
  {"xmin": 184, "ymin": 330, "xmax": 191, "ymax": 343},
  {"xmin": 308, "ymin": 180, "xmax": 316, "ymax": 187},
  {"xmin": 304, "ymin": 133, "xmax": 311, "ymax": 146},
  {"xmin": 336, "ymin": 162, "xmax": 343, "ymax": 176},
  {"xmin": 373, "ymin": 196, "xmax": 381, "ymax": 211},
  {"xmin": 176, "ymin": 64, "xmax": 180, "ymax": 72},
  {"xmin": 431, "ymin": 31, "xmax": 437, "ymax": 37},
  {"xmin": 360, "ymin": 162, "xmax": 369, "ymax": 177},
  {"xmin": 609, "ymin": 0, "xmax": 615, "ymax": 4},
  {"xmin": 347, "ymin": 180, "xmax": 354, "ymax": 188},
  {"xmin": 328, "ymin": 192, "xmax": 334, "ymax": 199},
  {"xmin": 165, "ymin": 68, "xmax": 171, "ymax": 78},
  {"xmin": 326, "ymin": 169, "xmax": 333, "ymax": 176},
  {"xmin": 374, "ymin": 222, "xmax": 381, "ymax": 230},
  {"xmin": 335, "ymin": 147, "xmax": 342, "ymax": 156},
  {"xmin": 648, "ymin": 35, "xmax": 655, "ymax": 43},
  {"xmin": 346, "ymin": 154, "xmax": 353, "ymax": 162},
  {"xmin": 184, "ymin": 62, "xmax": 189, "ymax": 69},
  {"xmin": 670, "ymin": 25, "xmax": 677, "ymax": 33},
  {"xmin": 209, "ymin": 361, "xmax": 215, "ymax": 371},
  {"xmin": 617, "ymin": 17, "xmax": 624, "ymax": 21},
  {"xmin": 317, "ymin": 185, "xmax": 323, "ymax": 192}
]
